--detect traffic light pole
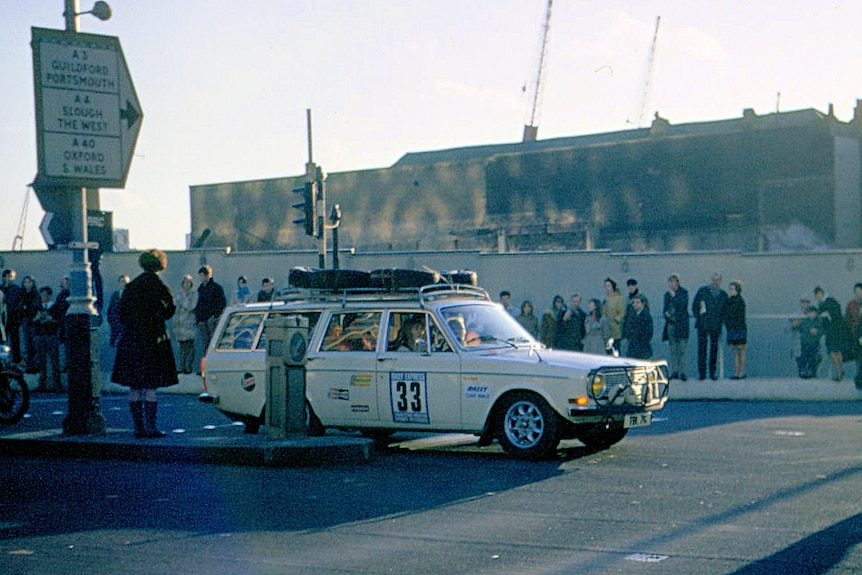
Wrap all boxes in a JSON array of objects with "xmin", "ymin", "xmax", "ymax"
[
  {"xmin": 316, "ymin": 172, "xmax": 326, "ymax": 269},
  {"xmin": 304, "ymin": 109, "xmax": 328, "ymax": 269}
]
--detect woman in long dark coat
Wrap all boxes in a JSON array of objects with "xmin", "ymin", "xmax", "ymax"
[
  {"xmin": 725, "ymin": 280, "xmax": 748, "ymax": 379},
  {"xmin": 814, "ymin": 286, "xmax": 853, "ymax": 381},
  {"xmin": 111, "ymin": 249, "xmax": 177, "ymax": 438}
]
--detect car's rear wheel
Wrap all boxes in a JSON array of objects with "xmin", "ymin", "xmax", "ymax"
[
  {"xmin": 243, "ymin": 402, "xmax": 325, "ymax": 436},
  {"xmin": 496, "ymin": 392, "xmax": 559, "ymax": 460},
  {"xmin": 360, "ymin": 429, "xmax": 394, "ymax": 449},
  {"xmin": 306, "ymin": 402, "xmax": 325, "ymax": 437}
]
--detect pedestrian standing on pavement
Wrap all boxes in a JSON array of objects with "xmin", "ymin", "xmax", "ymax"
[
  {"xmin": 194, "ymin": 265, "xmax": 227, "ymax": 355},
  {"xmin": 621, "ymin": 278, "xmax": 641, "ymax": 356},
  {"xmin": 233, "ymin": 275, "xmax": 251, "ymax": 305},
  {"xmin": 814, "ymin": 286, "xmax": 853, "ymax": 381},
  {"xmin": 31, "ymin": 286, "xmax": 62, "ymax": 392},
  {"xmin": 1, "ymin": 269, "xmax": 21, "ymax": 362},
  {"xmin": 622, "ymin": 294, "xmax": 653, "ymax": 359},
  {"xmin": 725, "ymin": 280, "xmax": 747, "ymax": 379},
  {"xmin": 794, "ymin": 306, "xmax": 824, "ymax": 378},
  {"xmin": 692, "ymin": 273, "xmax": 728, "ymax": 380},
  {"xmin": 499, "ymin": 290, "xmax": 514, "ymax": 315},
  {"xmin": 583, "ymin": 298, "xmax": 611, "ymax": 355},
  {"xmin": 662, "ymin": 273, "xmax": 690, "ymax": 381},
  {"xmin": 15, "ymin": 276, "xmax": 39, "ymax": 371},
  {"xmin": 256, "ymin": 277, "xmax": 275, "ymax": 302},
  {"xmin": 516, "ymin": 300, "xmax": 539, "ymax": 339},
  {"xmin": 112, "ymin": 249, "xmax": 178, "ymax": 439},
  {"xmin": 173, "ymin": 275, "xmax": 198, "ymax": 375},
  {"xmin": 602, "ymin": 278, "xmax": 625, "ymax": 353},
  {"xmin": 540, "ymin": 295, "xmax": 565, "ymax": 348},
  {"xmin": 107, "ymin": 275, "xmax": 130, "ymax": 348},
  {"xmin": 556, "ymin": 294, "xmax": 586, "ymax": 351},
  {"xmin": 845, "ymin": 283, "xmax": 862, "ymax": 389}
]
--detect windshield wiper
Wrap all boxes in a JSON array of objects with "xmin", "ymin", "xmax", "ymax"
[{"xmin": 476, "ymin": 335, "xmax": 526, "ymax": 349}]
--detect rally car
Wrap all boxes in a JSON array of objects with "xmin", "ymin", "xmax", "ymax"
[{"xmin": 198, "ymin": 268, "xmax": 669, "ymax": 460}]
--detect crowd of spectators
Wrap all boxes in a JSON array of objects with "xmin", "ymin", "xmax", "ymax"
[
  {"xmin": 1, "ymin": 269, "xmax": 69, "ymax": 391},
  {"xmin": 506, "ymin": 274, "xmax": 746, "ymax": 381},
  {"xmin": 505, "ymin": 275, "xmax": 862, "ymax": 387}
]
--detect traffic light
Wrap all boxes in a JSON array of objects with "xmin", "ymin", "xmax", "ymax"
[{"xmin": 292, "ymin": 181, "xmax": 317, "ymax": 237}]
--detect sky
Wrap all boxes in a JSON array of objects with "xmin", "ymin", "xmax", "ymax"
[{"xmin": 2, "ymin": 1, "xmax": 862, "ymax": 251}]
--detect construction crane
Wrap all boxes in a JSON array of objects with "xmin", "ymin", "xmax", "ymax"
[
  {"xmin": 635, "ymin": 16, "xmax": 661, "ymax": 128},
  {"xmin": 12, "ymin": 185, "xmax": 31, "ymax": 251},
  {"xmin": 522, "ymin": 0, "xmax": 553, "ymax": 143}
]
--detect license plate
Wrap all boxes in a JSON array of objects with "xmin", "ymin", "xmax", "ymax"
[{"xmin": 623, "ymin": 412, "xmax": 652, "ymax": 428}]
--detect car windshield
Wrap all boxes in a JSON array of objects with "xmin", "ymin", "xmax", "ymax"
[{"xmin": 438, "ymin": 303, "xmax": 536, "ymax": 350}]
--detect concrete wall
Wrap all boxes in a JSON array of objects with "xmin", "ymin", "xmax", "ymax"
[{"xmin": 3, "ymin": 248, "xmax": 862, "ymax": 380}]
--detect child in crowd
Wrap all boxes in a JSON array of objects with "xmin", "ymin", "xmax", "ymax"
[{"xmin": 795, "ymin": 305, "xmax": 824, "ymax": 378}]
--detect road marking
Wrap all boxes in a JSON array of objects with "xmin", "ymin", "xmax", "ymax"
[{"xmin": 626, "ymin": 553, "xmax": 669, "ymax": 563}]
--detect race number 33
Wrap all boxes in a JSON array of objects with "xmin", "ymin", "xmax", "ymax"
[{"xmin": 389, "ymin": 372, "xmax": 430, "ymax": 424}]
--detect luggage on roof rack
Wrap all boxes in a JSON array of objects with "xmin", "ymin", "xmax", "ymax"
[
  {"xmin": 289, "ymin": 267, "xmax": 478, "ymax": 292},
  {"xmin": 369, "ymin": 268, "xmax": 440, "ymax": 290},
  {"xmin": 439, "ymin": 270, "xmax": 478, "ymax": 286}
]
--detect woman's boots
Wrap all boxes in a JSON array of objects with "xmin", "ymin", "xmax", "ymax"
[{"xmin": 130, "ymin": 400, "xmax": 166, "ymax": 439}]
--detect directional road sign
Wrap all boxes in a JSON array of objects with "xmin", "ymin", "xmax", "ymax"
[
  {"xmin": 39, "ymin": 209, "xmax": 113, "ymax": 251},
  {"xmin": 31, "ymin": 27, "xmax": 143, "ymax": 189}
]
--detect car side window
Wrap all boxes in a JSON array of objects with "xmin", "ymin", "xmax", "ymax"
[
  {"xmin": 320, "ymin": 311, "xmax": 381, "ymax": 352},
  {"xmin": 216, "ymin": 312, "xmax": 265, "ymax": 351},
  {"xmin": 387, "ymin": 312, "xmax": 430, "ymax": 353},
  {"xmin": 256, "ymin": 311, "xmax": 321, "ymax": 351}
]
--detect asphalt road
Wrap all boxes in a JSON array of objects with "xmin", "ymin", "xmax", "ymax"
[{"xmin": 1, "ymin": 399, "xmax": 861, "ymax": 575}]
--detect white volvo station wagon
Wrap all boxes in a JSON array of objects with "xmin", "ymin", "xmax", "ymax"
[{"xmin": 199, "ymin": 269, "xmax": 669, "ymax": 460}]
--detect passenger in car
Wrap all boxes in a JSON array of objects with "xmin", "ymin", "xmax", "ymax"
[
  {"xmin": 397, "ymin": 316, "xmax": 426, "ymax": 352},
  {"xmin": 446, "ymin": 316, "xmax": 467, "ymax": 346}
]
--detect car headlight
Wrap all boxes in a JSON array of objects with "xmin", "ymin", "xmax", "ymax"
[{"xmin": 591, "ymin": 374, "xmax": 607, "ymax": 398}]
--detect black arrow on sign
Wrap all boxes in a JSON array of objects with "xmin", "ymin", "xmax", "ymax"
[{"xmin": 120, "ymin": 99, "xmax": 141, "ymax": 129}]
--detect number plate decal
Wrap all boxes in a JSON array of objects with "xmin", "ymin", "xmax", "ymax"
[
  {"xmin": 389, "ymin": 372, "xmax": 430, "ymax": 424},
  {"xmin": 623, "ymin": 412, "xmax": 652, "ymax": 428}
]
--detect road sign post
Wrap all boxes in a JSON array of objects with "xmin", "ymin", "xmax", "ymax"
[{"xmin": 31, "ymin": 21, "xmax": 142, "ymax": 436}]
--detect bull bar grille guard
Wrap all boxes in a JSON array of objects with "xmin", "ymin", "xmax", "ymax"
[{"xmin": 588, "ymin": 365, "xmax": 670, "ymax": 409}]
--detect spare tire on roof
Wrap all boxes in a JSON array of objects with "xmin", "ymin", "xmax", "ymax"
[
  {"xmin": 289, "ymin": 267, "xmax": 371, "ymax": 290},
  {"xmin": 288, "ymin": 266, "xmax": 320, "ymax": 289},
  {"xmin": 440, "ymin": 270, "xmax": 478, "ymax": 286},
  {"xmin": 370, "ymin": 268, "xmax": 440, "ymax": 290}
]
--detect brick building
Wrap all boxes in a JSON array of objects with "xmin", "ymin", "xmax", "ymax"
[{"xmin": 189, "ymin": 102, "xmax": 862, "ymax": 253}]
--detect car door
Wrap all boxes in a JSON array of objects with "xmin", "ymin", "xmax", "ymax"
[
  {"xmin": 375, "ymin": 311, "xmax": 462, "ymax": 430},
  {"xmin": 204, "ymin": 310, "xmax": 267, "ymax": 419},
  {"xmin": 305, "ymin": 310, "xmax": 382, "ymax": 426}
]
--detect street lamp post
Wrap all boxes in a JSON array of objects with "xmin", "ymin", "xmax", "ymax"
[{"xmin": 59, "ymin": 0, "xmax": 111, "ymax": 436}]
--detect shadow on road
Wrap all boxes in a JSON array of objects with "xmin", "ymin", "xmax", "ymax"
[
  {"xmin": 728, "ymin": 511, "xmax": 862, "ymax": 575},
  {"xmin": 0, "ymin": 447, "xmax": 574, "ymax": 540}
]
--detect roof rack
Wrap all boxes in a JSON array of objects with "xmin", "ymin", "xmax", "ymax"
[{"xmin": 272, "ymin": 283, "xmax": 491, "ymax": 306}]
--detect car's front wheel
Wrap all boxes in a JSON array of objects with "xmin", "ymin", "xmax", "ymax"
[
  {"xmin": 496, "ymin": 392, "xmax": 559, "ymax": 460},
  {"xmin": 577, "ymin": 425, "xmax": 628, "ymax": 450}
]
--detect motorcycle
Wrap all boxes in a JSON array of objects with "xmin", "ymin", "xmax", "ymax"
[{"xmin": 0, "ymin": 344, "xmax": 29, "ymax": 424}]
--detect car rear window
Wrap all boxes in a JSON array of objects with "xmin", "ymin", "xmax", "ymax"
[{"xmin": 216, "ymin": 312, "xmax": 265, "ymax": 351}]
